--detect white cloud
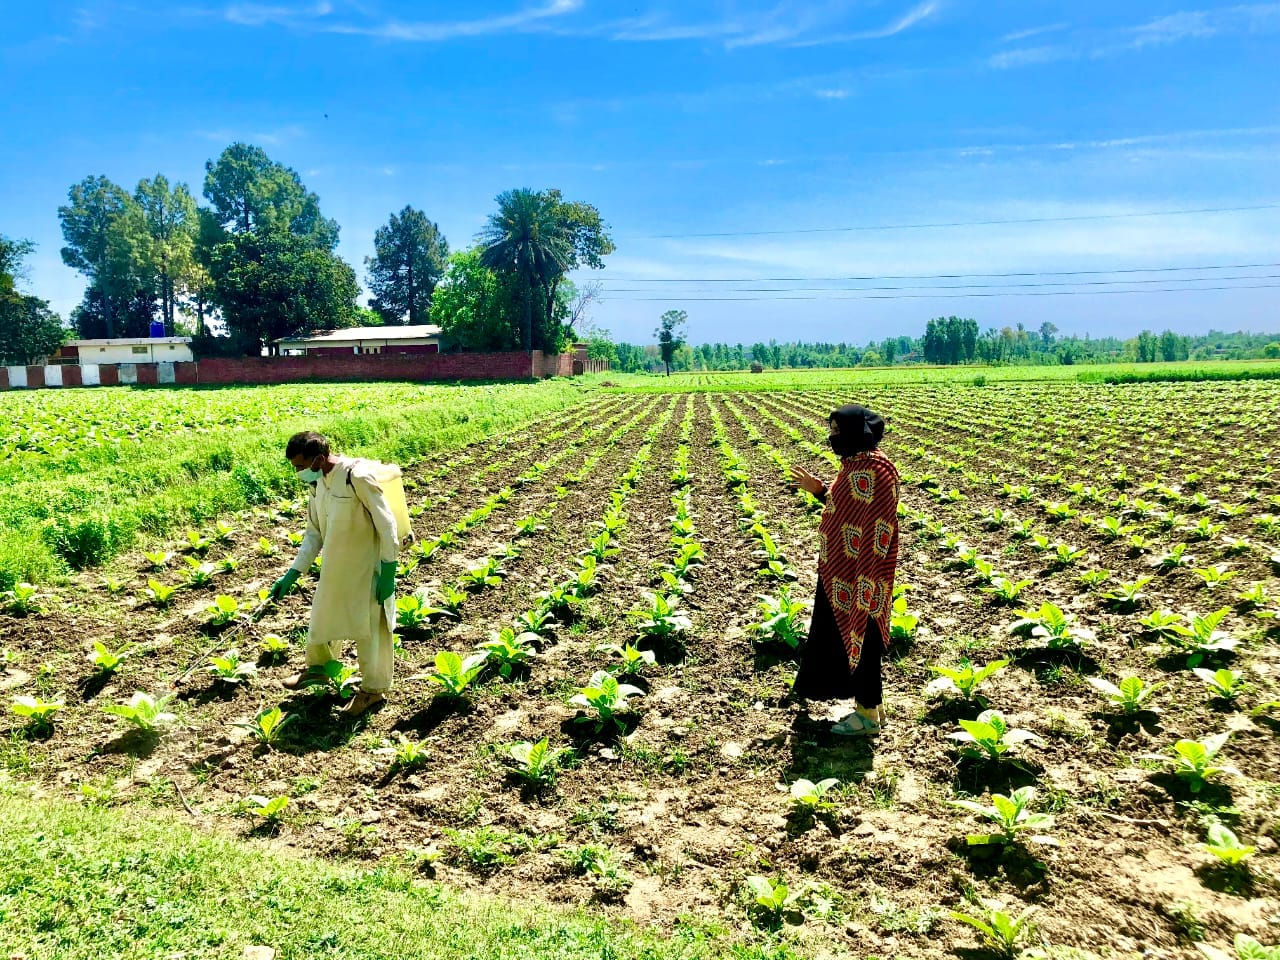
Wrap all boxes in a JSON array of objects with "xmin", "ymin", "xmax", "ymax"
[
  {"xmin": 990, "ymin": 3, "xmax": 1280, "ymax": 68},
  {"xmin": 1000, "ymin": 22, "xmax": 1068, "ymax": 43},
  {"xmin": 788, "ymin": 1, "xmax": 941, "ymax": 47},
  {"xmin": 326, "ymin": 0, "xmax": 583, "ymax": 41}
]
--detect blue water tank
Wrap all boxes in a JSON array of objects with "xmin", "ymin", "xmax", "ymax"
[{"xmin": 149, "ymin": 320, "xmax": 166, "ymax": 338}]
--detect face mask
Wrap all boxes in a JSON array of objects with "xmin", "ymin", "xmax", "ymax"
[{"xmin": 297, "ymin": 457, "xmax": 323, "ymax": 484}]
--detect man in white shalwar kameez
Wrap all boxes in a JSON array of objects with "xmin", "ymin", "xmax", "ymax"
[{"xmin": 270, "ymin": 431, "xmax": 399, "ymax": 717}]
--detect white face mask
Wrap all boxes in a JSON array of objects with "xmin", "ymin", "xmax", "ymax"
[{"xmin": 296, "ymin": 456, "xmax": 323, "ymax": 484}]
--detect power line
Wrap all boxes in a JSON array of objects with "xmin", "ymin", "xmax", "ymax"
[
  {"xmin": 595, "ymin": 261, "xmax": 1280, "ymax": 283},
  {"xmin": 599, "ymin": 273, "xmax": 1280, "ymax": 294},
  {"xmin": 624, "ymin": 203, "xmax": 1280, "ymax": 239},
  {"xmin": 599, "ymin": 281, "xmax": 1280, "ymax": 302}
]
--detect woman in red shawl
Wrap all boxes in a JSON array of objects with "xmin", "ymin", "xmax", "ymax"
[{"xmin": 791, "ymin": 404, "xmax": 899, "ymax": 737}]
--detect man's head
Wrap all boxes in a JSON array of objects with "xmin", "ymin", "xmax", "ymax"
[{"xmin": 286, "ymin": 431, "xmax": 330, "ymax": 479}]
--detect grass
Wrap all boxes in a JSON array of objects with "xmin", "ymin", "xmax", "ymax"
[
  {"xmin": 0, "ymin": 379, "xmax": 594, "ymax": 588},
  {"xmin": 0, "ymin": 781, "xmax": 802, "ymax": 960}
]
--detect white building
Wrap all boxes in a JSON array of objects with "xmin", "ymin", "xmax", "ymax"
[
  {"xmin": 64, "ymin": 337, "xmax": 194, "ymax": 364},
  {"xmin": 276, "ymin": 325, "xmax": 443, "ymax": 357}
]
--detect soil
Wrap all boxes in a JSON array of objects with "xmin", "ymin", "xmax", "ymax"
[{"xmin": 3, "ymin": 381, "xmax": 1279, "ymax": 959}]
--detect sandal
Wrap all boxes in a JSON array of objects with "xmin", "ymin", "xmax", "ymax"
[
  {"xmin": 832, "ymin": 710, "xmax": 881, "ymax": 737},
  {"xmin": 342, "ymin": 689, "xmax": 385, "ymax": 717}
]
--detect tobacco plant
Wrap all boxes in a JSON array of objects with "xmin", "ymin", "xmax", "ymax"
[
  {"xmin": 206, "ymin": 649, "xmax": 257, "ymax": 685},
  {"xmin": 1194, "ymin": 668, "xmax": 1245, "ymax": 701},
  {"xmin": 421, "ymin": 650, "xmax": 490, "ymax": 698},
  {"xmin": 926, "ymin": 659, "xmax": 1008, "ymax": 701},
  {"xmin": 752, "ymin": 588, "xmax": 807, "ymax": 650},
  {"xmin": 950, "ymin": 905, "xmax": 1036, "ymax": 960},
  {"xmin": 205, "ymin": 595, "xmax": 240, "ymax": 626},
  {"xmin": 949, "ymin": 709, "xmax": 1042, "ymax": 762},
  {"xmin": 569, "ymin": 670, "xmax": 644, "ymax": 733},
  {"xmin": 479, "ymin": 628, "xmax": 538, "ymax": 678},
  {"xmin": 11, "ymin": 695, "xmax": 63, "ymax": 731},
  {"xmin": 789, "ymin": 778, "xmax": 840, "ymax": 813},
  {"xmin": 1160, "ymin": 733, "xmax": 1240, "ymax": 793},
  {"xmin": 630, "ymin": 592, "xmax": 693, "ymax": 642},
  {"xmin": 947, "ymin": 786, "xmax": 1057, "ymax": 846},
  {"xmin": 1104, "ymin": 576, "xmax": 1154, "ymax": 611},
  {"xmin": 509, "ymin": 737, "xmax": 570, "ymax": 787},
  {"xmin": 1202, "ymin": 823, "xmax": 1256, "ymax": 866},
  {"xmin": 242, "ymin": 794, "xmax": 290, "ymax": 823},
  {"xmin": 232, "ymin": 706, "xmax": 295, "ymax": 745},
  {"xmin": 104, "ymin": 692, "xmax": 177, "ymax": 731},
  {"xmin": 601, "ymin": 642, "xmax": 656, "ymax": 676},
  {"xmin": 1010, "ymin": 602, "xmax": 1096, "ymax": 650},
  {"xmin": 1086, "ymin": 675, "xmax": 1161, "ymax": 714},
  {"xmin": 88, "ymin": 640, "xmax": 132, "ymax": 673}
]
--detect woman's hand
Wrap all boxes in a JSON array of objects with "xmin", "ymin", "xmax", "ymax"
[{"xmin": 790, "ymin": 465, "xmax": 825, "ymax": 497}]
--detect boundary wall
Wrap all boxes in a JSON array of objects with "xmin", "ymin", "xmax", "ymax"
[{"xmin": 0, "ymin": 350, "xmax": 583, "ymax": 390}]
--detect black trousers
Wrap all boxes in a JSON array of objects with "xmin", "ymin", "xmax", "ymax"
[{"xmin": 792, "ymin": 580, "xmax": 884, "ymax": 707}]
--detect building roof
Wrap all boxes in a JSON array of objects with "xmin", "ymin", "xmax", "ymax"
[
  {"xmin": 277, "ymin": 325, "xmax": 442, "ymax": 345},
  {"xmin": 68, "ymin": 337, "xmax": 193, "ymax": 346}
]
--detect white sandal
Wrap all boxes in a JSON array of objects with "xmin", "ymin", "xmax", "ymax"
[{"xmin": 832, "ymin": 711, "xmax": 881, "ymax": 737}]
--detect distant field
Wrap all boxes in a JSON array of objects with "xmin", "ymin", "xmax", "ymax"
[{"xmin": 610, "ymin": 358, "xmax": 1280, "ymax": 390}]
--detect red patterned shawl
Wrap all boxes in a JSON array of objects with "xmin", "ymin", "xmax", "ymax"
[{"xmin": 817, "ymin": 449, "xmax": 900, "ymax": 669}]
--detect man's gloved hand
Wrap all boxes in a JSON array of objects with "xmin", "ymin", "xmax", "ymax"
[
  {"xmin": 269, "ymin": 568, "xmax": 301, "ymax": 601},
  {"xmin": 376, "ymin": 560, "xmax": 397, "ymax": 604}
]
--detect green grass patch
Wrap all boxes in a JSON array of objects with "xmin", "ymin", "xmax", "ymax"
[
  {"xmin": 0, "ymin": 783, "xmax": 798, "ymax": 960},
  {"xmin": 0, "ymin": 380, "xmax": 594, "ymax": 587}
]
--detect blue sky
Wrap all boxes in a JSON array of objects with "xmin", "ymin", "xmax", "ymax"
[{"xmin": 2, "ymin": 1, "xmax": 1278, "ymax": 345}]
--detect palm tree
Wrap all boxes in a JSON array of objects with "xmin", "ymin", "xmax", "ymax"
[{"xmin": 477, "ymin": 189, "xmax": 571, "ymax": 351}]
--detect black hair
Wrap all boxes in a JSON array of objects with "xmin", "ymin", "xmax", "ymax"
[{"xmin": 285, "ymin": 431, "xmax": 329, "ymax": 461}]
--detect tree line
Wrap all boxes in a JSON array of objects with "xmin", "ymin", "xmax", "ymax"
[
  {"xmin": 1, "ymin": 142, "xmax": 613, "ymax": 360},
  {"xmin": 608, "ymin": 319, "xmax": 1280, "ymax": 373}
]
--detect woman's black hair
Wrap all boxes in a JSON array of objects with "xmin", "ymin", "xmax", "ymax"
[{"xmin": 285, "ymin": 431, "xmax": 329, "ymax": 461}]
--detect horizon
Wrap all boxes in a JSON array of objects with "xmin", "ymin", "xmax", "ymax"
[{"xmin": 2, "ymin": 2, "xmax": 1277, "ymax": 345}]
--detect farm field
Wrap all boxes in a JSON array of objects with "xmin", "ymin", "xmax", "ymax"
[{"xmin": 2, "ymin": 373, "xmax": 1280, "ymax": 959}]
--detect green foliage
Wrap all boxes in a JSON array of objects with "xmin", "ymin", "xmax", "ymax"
[
  {"xmin": 630, "ymin": 592, "xmax": 693, "ymax": 642},
  {"xmin": 889, "ymin": 594, "xmax": 920, "ymax": 639},
  {"xmin": 204, "ymin": 594, "xmax": 239, "ymax": 626},
  {"xmin": 232, "ymin": 706, "xmax": 295, "ymax": 745},
  {"xmin": 366, "ymin": 205, "xmax": 448, "ymax": 325},
  {"xmin": 947, "ymin": 786, "xmax": 1056, "ymax": 846},
  {"xmin": 569, "ymin": 670, "xmax": 644, "ymax": 733},
  {"xmin": 751, "ymin": 587, "xmax": 807, "ymax": 650},
  {"xmin": 1, "ymin": 582, "xmax": 42, "ymax": 615},
  {"xmin": 205, "ymin": 649, "xmax": 256, "ymax": 684},
  {"xmin": 396, "ymin": 590, "xmax": 450, "ymax": 630},
  {"xmin": 419, "ymin": 650, "xmax": 489, "ymax": 699},
  {"xmin": 1086, "ymin": 675, "xmax": 1161, "ymax": 714},
  {"xmin": 744, "ymin": 875, "xmax": 798, "ymax": 923},
  {"xmin": 601, "ymin": 642, "xmax": 656, "ymax": 677},
  {"xmin": 949, "ymin": 709, "xmax": 1042, "ymax": 761},
  {"xmin": 42, "ymin": 514, "xmax": 133, "ymax": 569},
  {"xmin": 87, "ymin": 640, "xmax": 132, "ymax": 674},
  {"xmin": 1202, "ymin": 823, "xmax": 1256, "ymax": 866},
  {"xmin": 478, "ymin": 628, "xmax": 538, "ymax": 678},
  {"xmin": 306, "ymin": 660, "xmax": 360, "ymax": 700},
  {"xmin": 926, "ymin": 659, "xmax": 1008, "ymax": 701},
  {"xmin": 509, "ymin": 738, "xmax": 570, "ymax": 787},
  {"xmin": 949, "ymin": 905, "xmax": 1036, "ymax": 959},
  {"xmin": 242, "ymin": 794, "xmax": 290, "ymax": 822},
  {"xmin": 391, "ymin": 734, "xmax": 431, "ymax": 770},
  {"xmin": 1009, "ymin": 602, "xmax": 1095, "ymax": 650},
  {"xmin": 104, "ymin": 692, "xmax": 177, "ymax": 731},
  {"xmin": 789, "ymin": 778, "xmax": 840, "ymax": 813},
  {"xmin": 1162, "ymin": 733, "xmax": 1240, "ymax": 793},
  {"xmin": 1194, "ymin": 668, "xmax": 1245, "ymax": 701},
  {"xmin": 10, "ymin": 695, "xmax": 63, "ymax": 730}
]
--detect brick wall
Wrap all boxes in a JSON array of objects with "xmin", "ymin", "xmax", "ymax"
[{"xmin": 0, "ymin": 351, "xmax": 577, "ymax": 390}]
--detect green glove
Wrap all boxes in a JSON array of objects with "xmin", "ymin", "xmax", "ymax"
[
  {"xmin": 269, "ymin": 568, "xmax": 301, "ymax": 601},
  {"xmin": 376, "ymin": 560, "xmax": 397, "ymax": 604}
]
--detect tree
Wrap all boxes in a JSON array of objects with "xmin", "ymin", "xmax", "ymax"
[
  {"xmin": 0, "ymin": 238, "xmax": 65, "ymax": 365},
  {"xmin": 58, "ymin": 176, "xmax": 151, "ymax": 338},
  {"xmin": 429, "ymin": 248, "xmax": 520, "ymax": 351},
  {"xmin": 565, "ymin": 279, "xmax": 603, "ymax": 337},
  {"xmin": 205, "ymin": 229, "xmax": 359, "ymax": 354},
  {"xmin": 202, "ymin": 143, "xmax": 337, "ymax": 249},
  {"xmin": 135, "ymin": 174, "xmax": 198, "ymax": 332},
  {"xmin": 539, "ymin": 190, "xmax": 614, "ymax": 333},
  {"xmin": 478, "ymin": 189, "xmax": 571, "ymax": 352},
  {"xmin": 1038, "ymin": 321, "xmax": 1059, "ymax": 347},
  {"xmin": 655, "ymin": 309, "xmax": 687, "ymax": 376},
  {"xmin": 365, "ymin": 206, "xmax": 448, "ymax": 325}
]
